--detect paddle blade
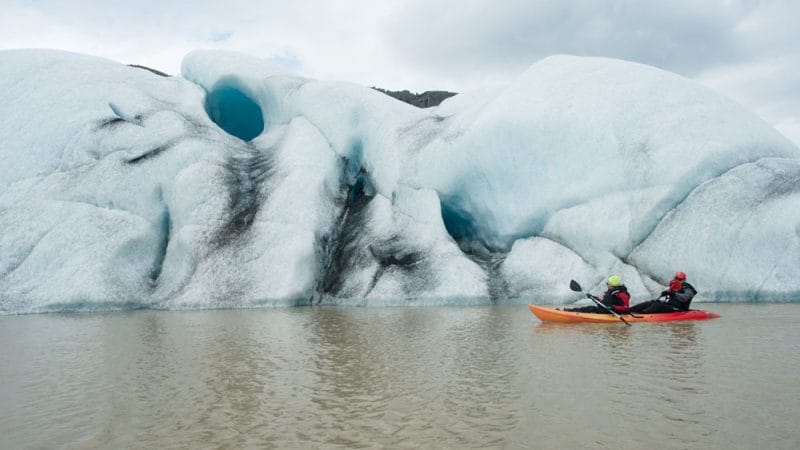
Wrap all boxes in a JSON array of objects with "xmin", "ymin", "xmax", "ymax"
[{"xmin": 569, "ymin": 280, "xmax": 582, "ymax": 292}]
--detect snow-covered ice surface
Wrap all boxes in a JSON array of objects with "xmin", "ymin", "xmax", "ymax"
[{"xmin": 1, "ymin": 49, "xmax": 798, "ymax": 314}]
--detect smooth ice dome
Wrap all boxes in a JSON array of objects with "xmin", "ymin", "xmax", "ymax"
[{"xmin": 1, "ymin": 49, "xmax": 798, "ymax": 314}]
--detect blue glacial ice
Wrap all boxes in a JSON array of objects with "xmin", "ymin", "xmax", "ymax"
[{"xmin": 1, "ymin": 49, "xmax": 798, "ymax": 314}]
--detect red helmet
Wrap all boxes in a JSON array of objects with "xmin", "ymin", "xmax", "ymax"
[{"xmin": 674, "ymin": 271, "xmax": 686, "ymax": 281}]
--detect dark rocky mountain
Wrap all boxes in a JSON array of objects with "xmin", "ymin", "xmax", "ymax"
[
  {"xmin": 372, "ymin": 87, "xmax": 457, "ymax": 108},
  {"xmin": 128, "ymin": 64, "xmax": 170, "ymax": 77}
]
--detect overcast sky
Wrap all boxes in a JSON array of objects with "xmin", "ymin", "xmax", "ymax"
[{"xmin": 2, "ymin": 0, "xmax": 798, "ymax": 145}]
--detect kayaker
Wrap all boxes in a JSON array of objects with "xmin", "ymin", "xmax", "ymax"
[
  {"xmin": 566, "ymin": 275, "xmax": 630, "ymax": 314},
  {"xmin": 629, "ymin": 271, "xmax": 698, "ymax": 313}
]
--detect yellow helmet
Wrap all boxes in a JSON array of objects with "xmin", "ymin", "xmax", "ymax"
[{"xmin": 607, "ymin": 275, "xmax": 622, "ymax": 287}]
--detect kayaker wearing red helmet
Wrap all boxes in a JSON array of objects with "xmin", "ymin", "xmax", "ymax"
[
  {"xmin": 629, "ymin": 272, "xmax": 698, "ymax": 314},
  {"xmin": 566, "ymin": 275, "xmax": 631, "ymax": 314}
]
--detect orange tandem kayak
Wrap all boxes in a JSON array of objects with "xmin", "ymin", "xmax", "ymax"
[{"xmin": 529, "ymin": 304, "xmax": 720, "ymax": 323}]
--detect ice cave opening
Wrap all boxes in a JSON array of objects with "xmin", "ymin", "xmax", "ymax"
[
  {"xmin": 439, "ymin": 195, "xmax": 499, "ymax": 255},
  {"xmin": 204, "ymin": 81, "xmax": 264, "ymax": 141}
]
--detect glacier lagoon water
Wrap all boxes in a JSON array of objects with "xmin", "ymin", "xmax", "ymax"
[{"xmin": 1, "ymin": 303, "xmax": 799, "ymax": 449}]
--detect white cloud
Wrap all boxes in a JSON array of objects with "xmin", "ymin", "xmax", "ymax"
[
  {"xmin": 381, "ymin": 0, "xmax": 752, "ymax": 86},
  {"xmin": 698, "ymin": 54, "xmax": 800, "ymax": 145},
  {"xmin": 0, "ymin": 0, "xmax": 405, "ymax": 79}
]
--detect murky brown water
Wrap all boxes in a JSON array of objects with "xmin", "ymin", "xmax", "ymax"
[{"xmin": 1, "ymin": 303, "xmax": 799, "ymax": 449}]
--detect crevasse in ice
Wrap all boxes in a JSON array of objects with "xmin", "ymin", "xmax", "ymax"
[{"xmin": 1, "ymin": 49, "xmax": 798, "ymax": 313}]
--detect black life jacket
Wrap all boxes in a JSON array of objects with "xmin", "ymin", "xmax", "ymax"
[
  {"xmin": 667, "ymin": 282, "xmax": 697, "ymax": 310},
  {"xmin": 602, "ymin": 285, "xmax": 630, "ymax": 312}
]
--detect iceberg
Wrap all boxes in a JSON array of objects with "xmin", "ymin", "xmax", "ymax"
[{"xmin": 1, "ymin": 49, "xmax": 798, "ymax": 314}]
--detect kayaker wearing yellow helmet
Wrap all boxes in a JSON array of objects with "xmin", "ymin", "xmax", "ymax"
[{"xmin": 566, "ymin": 275, "xmax": 631, "ymax": 314}]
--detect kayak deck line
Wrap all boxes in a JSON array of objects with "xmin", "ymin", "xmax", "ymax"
[{"xmin": 529, "ymin": 304, "xmax": 721, "ymax": 323}]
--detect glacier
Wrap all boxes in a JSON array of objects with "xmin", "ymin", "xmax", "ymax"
[{"xmin": 1, "ymin": 48, "xmax": 799, "ymax": 314}]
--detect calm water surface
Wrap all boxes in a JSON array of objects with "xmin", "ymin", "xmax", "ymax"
[{"xmin": 1, "ymin": 303, "xmax": 799, "ymax": 449}]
